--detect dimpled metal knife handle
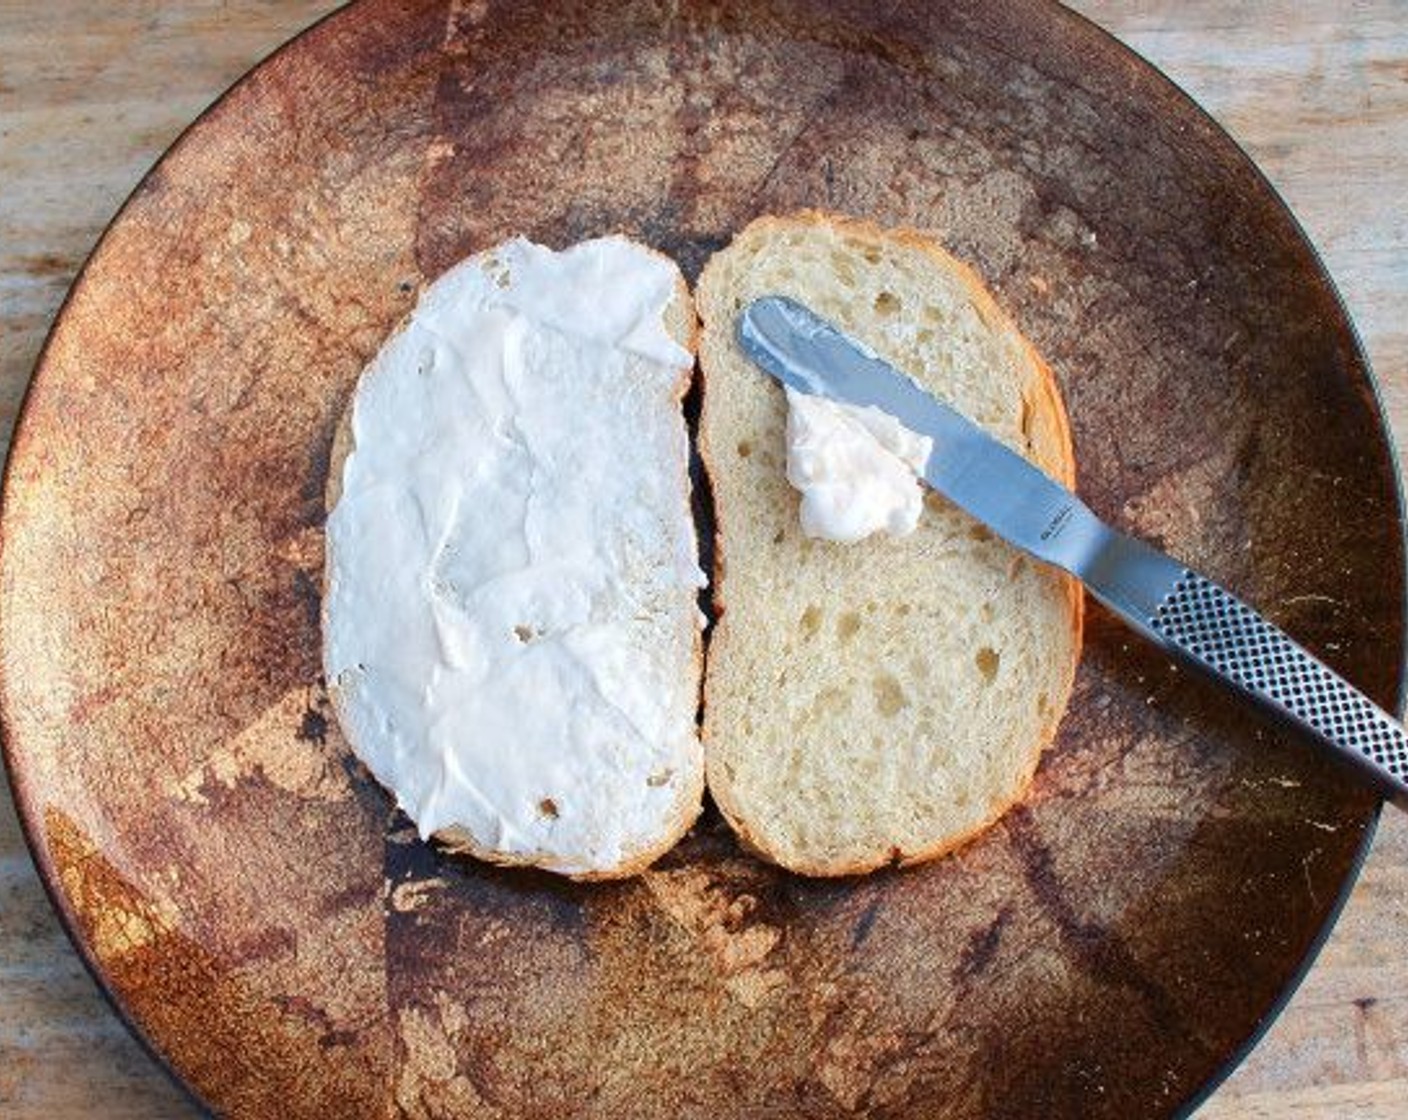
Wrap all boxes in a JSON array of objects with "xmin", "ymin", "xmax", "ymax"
[{"xmin": 1150, "ymin": 569, "xmax": 1408, "ymax": 803}]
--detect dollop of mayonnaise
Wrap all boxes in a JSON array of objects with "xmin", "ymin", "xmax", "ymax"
[
  {"xmin": 784, "ymin": 387, "xmax": 934, "ymax": 543},
  {"xmin": 323, "ymin": 237, "xmax": 704, "ymax": 874}
]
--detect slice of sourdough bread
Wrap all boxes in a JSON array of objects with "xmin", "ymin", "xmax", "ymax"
[
  {"xmin": 323, "ymin": 236, "xmax": 704, "ymax": 880},
  {"xmin": 697, "ymin": 212, "xmax": 1082, "ymax": 876}
]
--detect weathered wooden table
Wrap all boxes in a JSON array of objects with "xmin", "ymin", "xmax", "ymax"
[{"xmin": 1, "ymin": 2, "xmax": 1404, "ymax": 1116}]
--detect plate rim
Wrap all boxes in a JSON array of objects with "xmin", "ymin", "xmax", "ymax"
[{"xmin": 1054, "ymin": 4, "xmax": 1405, "ymax": 1115}]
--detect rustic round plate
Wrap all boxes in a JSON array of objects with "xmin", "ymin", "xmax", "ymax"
[{"xmin": 2, "ymin": 1, "xmax": 1402, "ymax": 1117}]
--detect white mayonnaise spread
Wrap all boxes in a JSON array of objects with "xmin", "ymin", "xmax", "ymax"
[
  {"xmin": 784, "ymin": 387, "xmax": 934, "ymax": 543},
  {"xmin": 323, "ymin": 236, "xmax": 704, "ymax": 874}
]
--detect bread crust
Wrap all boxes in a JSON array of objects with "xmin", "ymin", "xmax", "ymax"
[
  {"xmin": 697, "ymin": 210, "xmax": 1084, "ymax": 877},
  {"xmin": 323, "ymin": 243, "xmax": 703, "ymax": 881}
]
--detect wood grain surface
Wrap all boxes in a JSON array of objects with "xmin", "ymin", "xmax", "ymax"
[{"xmin": 0, "ymin": 2, "xmax": 1404, "ymax": 1117}]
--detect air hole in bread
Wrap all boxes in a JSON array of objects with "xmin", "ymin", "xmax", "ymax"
[
  {"xmin": 482, "ymin": 257, "xmax": 511, "ymax": 288},
  {"xmin": 837, "ymin": 612, "xmax": 861, "ymax": 641},
  {"xmin": 512, "ymin": 624, "xmax": 538, "ymax": 643},
  {"xmin": 896, "ymin": 603, "xmax": 911, "ymax": 616},
  {"xmin": 647, "ymin": 769, "xmax": 673, "ymax": 788},
  {"xmin": 968, "ymin": 523, "xmax": 994, "ymax": 543},
  {"xmin": 873, "ymin": 291, "xmax": 901, "ymax": 316},
  {"xmin": 975, "ymin": 647, "xmax": 1000, "ymax": 683},
  {"xmin": 799, "ymin": 605, "xmax": 823, "ymax": 635},
  {"xmin": 872, "ymin": 674, "xmax": 907, "ymax": 717},
  {"xmin": 538, "ymin": 798, "xmax": 559, "ymax": 819},
  {"xmin": 737, "ymin": 440, "xmax": 752, "ymax": 458},
  {"xmin": 808, "ymin": 686, "xmax": 851, "ymax": 721},
  {"xmin": 1037, "ymin": 692, "xmax": 1051, "ymax": 716},
  {"xmin": 772, "ymin": 528, "xmax": 786, "ymax": 545}
]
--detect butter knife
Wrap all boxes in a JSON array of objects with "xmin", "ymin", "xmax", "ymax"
[{"xmin": 739, "ymin": 295, "xmax": 1408, "ymax": 806}]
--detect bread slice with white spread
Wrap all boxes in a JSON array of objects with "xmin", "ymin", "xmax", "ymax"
[
  {"xmin": 697, "ymin": 213, "xmax": 1082, "ymax": 876},
  {"xmin": 322, "ymin": 236, "xmax": 704, "ymax": 880}
]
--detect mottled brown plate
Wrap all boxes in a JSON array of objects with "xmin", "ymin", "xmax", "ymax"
[{"xmin": 2, "ymin": 1, "xmax": 1402, "ymax": 1117}]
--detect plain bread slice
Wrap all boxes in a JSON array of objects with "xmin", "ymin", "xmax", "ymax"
[{"xmin": 696, "ymin": 212, "xmax": 1082, "ymax": 877}]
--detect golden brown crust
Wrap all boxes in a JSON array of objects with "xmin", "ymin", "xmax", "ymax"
[
  {"xmin": 697, "ymin": 209, "xmax": 1084, "ymax": 878},
  {"xmin": 433, "ymin": 757, "xmax": 705, "ymax": 881},
  {"xmin": 323, "ymin": 238, "xmax": 703, "ymax": 881},
  {"xmin": 324, "ymin": 390, "xmax": 358, "ymax": 512}
]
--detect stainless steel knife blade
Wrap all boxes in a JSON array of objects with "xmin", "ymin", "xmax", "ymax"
[{"xmin": 739, "ymin": 294, "xmax": 1408, "ymax": 805}]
